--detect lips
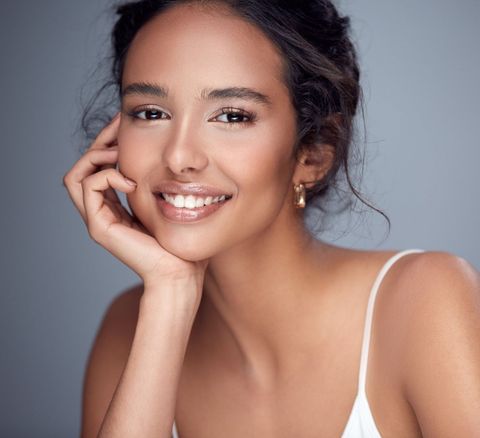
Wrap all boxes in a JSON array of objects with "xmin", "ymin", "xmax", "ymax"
[
  {"xmin": 155, "ymin": 192, "xmax": 231, "ymax": 222},
  {"xmin": 151, "ymin": 180, "xmax": 234, "ymax": 222}
]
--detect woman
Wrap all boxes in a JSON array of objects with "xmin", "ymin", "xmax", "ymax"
[{"xmin": 63, "ymin": 1, "xmax": 480, "ymax": 437}]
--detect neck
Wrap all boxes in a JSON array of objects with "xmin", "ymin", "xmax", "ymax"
[{"xmin": 194, "ymin": 208, "xmax": 338, "ymax": 390}]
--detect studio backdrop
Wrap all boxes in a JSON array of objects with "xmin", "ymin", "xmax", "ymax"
[{"xmin": 0, "ymin": 0, "xmax": 478, "ymax": 436}]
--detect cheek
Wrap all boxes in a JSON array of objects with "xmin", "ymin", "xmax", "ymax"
[
  {"xmin": 239, "ymin": 149, "xmax": 289, "ymax": 192},
  {"xmin": 218, "ymin": 131, "xmax": 296, "ymax": 239},
  {"xmin": 116, "ymin": 124, "xmax": 160, "ymax": 231},
  {"xmin": 116, "ymin": 123, "xmax": 157, "ymax": 178},
  {"xmin": 230, "ymin": 125, "xmax": 295, "ymax": 196}
]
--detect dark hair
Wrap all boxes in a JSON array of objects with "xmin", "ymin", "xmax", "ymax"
[{"xmin": 80, "ymin": 0, "xmax": 390, "ymax": 238}]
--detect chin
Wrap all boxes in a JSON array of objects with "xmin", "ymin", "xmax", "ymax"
[{"xmin": 154, "ymin": 231, "xmax": 217, "ymax": 262}]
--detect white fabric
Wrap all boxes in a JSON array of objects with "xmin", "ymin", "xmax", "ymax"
[
  {"xmin": 173, "ymin": 249, "xmax": 425, "ymax": 438},
  {"xmin": 341, "ymin": 249, "xmax": 425, "ymax": 436}
]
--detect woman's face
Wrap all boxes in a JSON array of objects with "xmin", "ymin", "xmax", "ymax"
[{"xmin": 117, "ymin": 3, "xmax": 301, "ymax": 261}]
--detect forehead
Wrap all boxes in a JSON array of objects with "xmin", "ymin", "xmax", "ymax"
[{"xmin": 122, "ymin": 3, "xmax": 287, "ymax": 95}]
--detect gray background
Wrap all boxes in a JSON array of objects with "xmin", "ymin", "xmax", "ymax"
[{"xmin": 1, "ymin": 0, "xmax": 479, "ymax": 436}]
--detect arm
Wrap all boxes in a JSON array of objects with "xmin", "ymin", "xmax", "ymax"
[
  {"xmin": 64, "ymin": 107, "xmax": 207, "ymax": 437},
  {"xmin": 399, "ymin": 252, "xmax": 480, "ymax": 437},
  {"xmin": 81, "ymin": 279, "xmax": 202, "ymax": 438},
  {"xmin": 80, "ymin": 284, "xmax": 142, "ymax": 438}
]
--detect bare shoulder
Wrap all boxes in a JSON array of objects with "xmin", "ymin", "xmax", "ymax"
[
  {"xmin": 386, "ymin": 249, "xmax": 478, "ymax": 297},
  {"xmin": 80, "ymin": 283, "xmax": 144, "ymax": 438},
  {"xmin": 386, "ymin": 251, "xmax": 480, "ymax": 435},
  {"xmin": 379, "ymin": 250, "xmax": 480, "ymax": 326}
]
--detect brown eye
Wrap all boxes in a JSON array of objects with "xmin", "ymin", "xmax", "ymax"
[
  {"xmin": 128, "ymin": 107, "xmax": 170, "ymax": 121},
  {"xmin": 218, "ymin": 112, "xmax": 248, "ymax": 123},
  {"xmin": 137, "ymin": 109, "xmax": 167, "ymax": 120},
  {"xmin": 214, "ymin": 107, "xmax": 256, "ymax": 125}
]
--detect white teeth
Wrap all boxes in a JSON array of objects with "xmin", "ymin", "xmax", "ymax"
[
  {"xmin": 173, "ymin": 195, "xmax": 185, "ymax": 208},
  {"xmin": 161, "ymin": 193, "xmax": 230, "ymax": 209},
  {"xmin": 184, "ymin": 195, "xmax": 197, "ymax": 209}
]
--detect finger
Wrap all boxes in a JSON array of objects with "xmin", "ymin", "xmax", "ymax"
[
  {"xmin": 102, "ymin": 196, "xmax": 135, "ymax": 227},
  {"xmin": 63, "ymin": 148, "xmax": 120, "ymax": 221},
  {"xmin": 99, "ymin": 154, "xmax": 118, "ymax": 168},
  {"xmin": 82, "ymin": 168, "xmax": 137, "ymax": 232},
  {"xmin": 89, "ymin": 112, "xmax": 121, "ymax": 151},
  {"xmin": 101, "ymin": 162, "xmax": 128, "ymax": 211},
  {"xmin": 104, "ymin": 188, "xmax": 136, "ymax": 226},
  {"xmin": 99, "ymin": 161, "xmax": 117, "ymax": 182}
]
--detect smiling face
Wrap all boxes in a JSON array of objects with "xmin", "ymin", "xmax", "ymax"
[{"xmin": 117, "ymin": 2, "xmax": 304, "ymax": 261}]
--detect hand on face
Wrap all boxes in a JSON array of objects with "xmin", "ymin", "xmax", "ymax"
[{"xmin": 62, "ymin": 112, "xmax": 208, "ymax": 289}]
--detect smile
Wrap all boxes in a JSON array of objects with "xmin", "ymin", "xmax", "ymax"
[
  {"xmin": 155, "ymin": 193, "xmax": 232, "ymax": 223},
  {"xmin": 161, "ymin": 193, "xmax": 232, "ymax": 209}
]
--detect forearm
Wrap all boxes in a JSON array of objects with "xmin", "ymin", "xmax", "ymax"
[{"xmin": 97, "ymin": 279, "xmax": 202, "ymax": 438}]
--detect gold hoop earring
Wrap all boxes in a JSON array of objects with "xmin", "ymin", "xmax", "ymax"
[{"xmin": 293, "ymin": 183, "xmax": 306, "ymax": 209}]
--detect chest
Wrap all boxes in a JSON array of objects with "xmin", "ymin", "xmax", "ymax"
[
  {"xmin": 174, "ymin": 347, "xmax": 353, "ymax": 437},
  {"xmin": 173, "ymin": 328, "xmax": 419, "ymax": 438},
  {"xmin": 170, "ymin": 252, "xmax": 429, "ymax": 438}
]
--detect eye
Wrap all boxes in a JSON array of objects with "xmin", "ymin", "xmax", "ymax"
[
  {"xmin": 127, "ymin": 106, "xmax": 170, "ymax": 121},
  {"xmin": 212, "ymin": 107, "xmax": 256, "ymax": 126}
]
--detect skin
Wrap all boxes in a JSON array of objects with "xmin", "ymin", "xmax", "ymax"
[
  {"xmin": 117, "ymin": 1, "xmax": 346, "ymax": 388},
  {"xmin": 69, "ymin": 3, "xmax": 480, "ymax": 437}
]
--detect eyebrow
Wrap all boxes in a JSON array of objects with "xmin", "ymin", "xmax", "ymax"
[{"xmin": 121, "ymin": 82, "xmax": 272, "ymax": 107}]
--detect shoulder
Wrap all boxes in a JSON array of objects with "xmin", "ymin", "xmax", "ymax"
[
  {"xmin": 388, "ymin": 251, "xmax": 480, "ymax": 435},
  {"xmin": 89, "ymin": 283, "xmax": 143, "ymax": 356},
  {"xmin": 383, "ymin": 250, "xmax": 479, "ymax": 330},
  {"xmin": 388, "ymin": 249, "xmax": 478, "ymax": 295},
  {"xmin": 80, "ymin": 283, "xmax": 143, "ymax": 438}
]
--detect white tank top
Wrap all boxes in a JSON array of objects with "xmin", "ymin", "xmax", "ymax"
[{"xmin": 172, "ymin": 248, "xmax": 425, "ymax": 438}]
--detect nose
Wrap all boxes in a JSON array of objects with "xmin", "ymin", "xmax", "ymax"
[{"xmin": 161, "ymin": 121, "xmax": 209, "ymax": 175}]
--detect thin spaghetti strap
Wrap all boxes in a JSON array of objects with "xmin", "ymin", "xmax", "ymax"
[
  {"xmin": 172, "ymin": 420, "xmax": 179, "ymax": 438},
  {"xmin": 356, "ymin": 249, "xmax": 425, "ymax": 396}
]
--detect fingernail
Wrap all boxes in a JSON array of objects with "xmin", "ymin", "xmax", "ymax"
[{"xmin": 124, "ymin": 177, "xmax": 137, "ymax": 186}]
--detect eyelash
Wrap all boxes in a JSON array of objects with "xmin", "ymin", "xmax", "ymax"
[{"xmin": 126, "ymin": 106, "xmax": 257, "ymax": 127}]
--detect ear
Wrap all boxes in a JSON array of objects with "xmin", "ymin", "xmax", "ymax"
[{"xmin": 292, "ymin": 143, "xmax": 335, "ymax": 189}]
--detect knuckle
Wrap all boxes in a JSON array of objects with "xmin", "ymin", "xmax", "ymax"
[
  {"xmin": 101, "ymin": 168, "xmax": 119, "ymax": 183},
  {"xmin": 84, "ymin": 147, "xmax": 100, "ymax": 156},
  {"xmin": 107, "ymin": 168, "xmax": 120, "ymax": 178},
  {"xmin": 86, "ymin": 141, "xmax": 102, "ymax": 153},
  {"xmin": 62, "ymin": 173, "xmax": 71, "ymax": 187},
  {"xmin": 86, "ymin": 223, "xmax": 102, "ymax": 243},
  {"xmin": 81, "ymin": 174, "xmax": 93, "ymax": 190}
]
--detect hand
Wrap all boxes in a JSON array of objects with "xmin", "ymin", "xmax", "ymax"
[{"xmin": 62, "ymin": 112, "xmax": 208, "ymax": 289}]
